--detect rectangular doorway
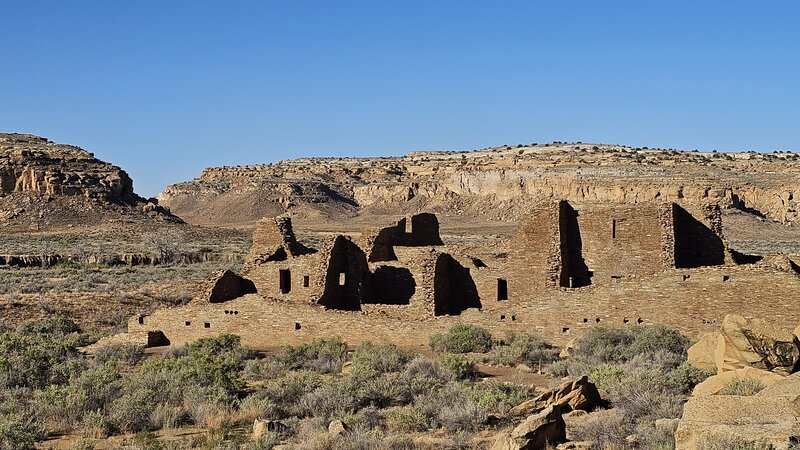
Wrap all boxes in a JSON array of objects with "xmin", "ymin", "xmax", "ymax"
[
  {"xmin": 279, "ymin": 269, "xmax": 291, "ymax": 293},
  {"xmin": 497, "ymin": 278, "xmax": 508, "ymax": 301}
]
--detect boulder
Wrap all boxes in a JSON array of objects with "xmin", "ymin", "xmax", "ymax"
[
  {"xmin": 757, "ymin": 371, "xmax": 800, "ymax": 398},
  {"xmin": 715, "ymin": 315, "xmax": 799, "ymax": 376},
  {"xmin": 328, "ymin": 419, "xmax": 347, "ymax": 437},
  {"xmin": 509, "ymin": 376, "xmax": 601, "ymax": 416},
  {"xmin": 253, "ymin": 419, "xmax": 288, "ymax": 438},
  {"xmin": 674, "ymin": 395, "xmax": 800, "ymax": 450},
  {"xmin": 691, "ymin": 367, "xmax": 783, "ymax": 396},
  {"xmin": 687, "ymin": 332, "xmax": 721, "ymax": 372},
  {"xmin": 491, "ymin": 406, "xmax": 566, "ymax": 450}
]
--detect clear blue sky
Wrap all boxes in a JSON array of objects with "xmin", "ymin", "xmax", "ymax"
[{"xmin": 2, "ymin": 1, "xmax": 798, "ymax": 196}]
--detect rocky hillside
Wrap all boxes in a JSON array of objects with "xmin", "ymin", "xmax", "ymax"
[
  {"xmin": 159, "ymin": 142, "xmax": 800, "ymax": 229},
  {"xmin": 0, "ymin": 133, "xmax": 179, "ymax": 230}
]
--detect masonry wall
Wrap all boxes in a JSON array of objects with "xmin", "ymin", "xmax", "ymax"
[
  {"xmin": 574, "ymin": 203, "xmax": 671, "ymax": 285},
  {"xmin": 513, "ymin": 202, "xmax": 562, "ymax": 296},
  {"xmin": 130, "ymin": 265, "xmax": 800, "ymax": 350}
]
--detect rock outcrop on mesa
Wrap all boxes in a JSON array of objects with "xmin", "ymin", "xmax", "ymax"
[
  {"xmin": 158, "ymin": 142, "xmax": 800, "ymax": 229},
  {"xmin": 0, "ymin": 133, "xmax": 180, "ymax": 229}
]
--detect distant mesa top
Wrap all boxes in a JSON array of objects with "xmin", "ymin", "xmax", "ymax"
[{"xmin": 157, "ymin": 141, "xmax": 800, "ymax": 228}]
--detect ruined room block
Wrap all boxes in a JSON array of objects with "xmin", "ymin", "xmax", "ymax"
[
  {"xmin": 206, "ymin": 269, "xmax": 257, "ymax": 303},
  {"xmin": 318, "ymin": 235, "xmax": 368, "ymax": 311}
]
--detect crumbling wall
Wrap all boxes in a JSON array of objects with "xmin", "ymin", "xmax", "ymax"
[
  {"xmin": 245, "ymin": 216, "xmax": 315, "ymax": 269},
  {"xmin": 433, "ymin": 253, "xmax": 481, "ymax": 316},
  {"xmin": 361, "ymin": 213, "xmax": 443, "ymax": 262},
  {"xmin": 318, "ymin": 236, "xmax": 368, "ymax": 311},
  {"xmin": 559, "ymin": 201, "xmax": 592, "ymax": 287}
]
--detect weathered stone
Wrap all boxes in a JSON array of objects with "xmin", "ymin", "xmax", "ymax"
[
  {"xmin": 715, "ymin": 315, "xmax": 800, "ymax": 375},
  {"xmin": 687, "ymin": 332, "xmax": 721, "ymax": 372},
  {"xmin": 253, "ymin": 419, "xmax": 288, "ymax": 438},
  {"xmin": 328, "ymin": 419, "xmax": 347, "ymax": 437},
  {"xmin": 491, "ymin": 405, "xmax": 566, "ymax": 450},
  {"xmin": 674, "ymin": 395, "xmax": 800, "ymax": 450},
  {"xmin": 509, "ymin": 376, "xmax": 601, "ymax": 416}
]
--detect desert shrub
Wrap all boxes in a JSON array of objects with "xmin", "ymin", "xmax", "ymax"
[
  {"xmin": 664, "ymin": 362, "xmax": 714, "ymax": 394},
  {"xmin": 429, "ymin": 324, "xmax": 492, "ymax": 353},
  {"xmin": 489, "ymin": 332, "xmax": 559, "ymax": 367},
  {"xmin": 277, "ymin": 337, "xmax": 348, "ymax": 374},
  {"xmin": 356, "ymin": 373, "xmax": 411, "ymax": 408},
  {"xmin": 32, "ymin": 362, "xmax": 122, "ymax": 431},
  {"xmin": 0, "ymin": 316, "xmax": 86, "ymax": 389},
  {"xmin": 587, "ymin": 364, "xmax": 627, "ymax": 389},
  {"xmin": 0, "ymin": 413, "xmax": 44, "ymax": 450},
  {"xmin": 182, "ymin": 334, "xmax": 255, "ymax": 393},
  {"xmin": 243, "ymin": 356, "xmax": 288, "ymax": 381},
  {"xmin": 386, "ymin": 405, "xmax": 427, "ymax": 432},
  {"xmin": 627, "ymin": 325, "xmax": 689, "ymax": 358},
  {"xmin": 237, "ymin": 392, "xmax": 279, "ymax": 423},
  {"xmin": 351, "ymin": 342, "xmax": 413, "ymax": 374},
  {"xmin": 301, "ymin": 377, "xmax": 360, "ymax": 420},
  {"xmin": 635, "ymin": 422, "xmax": 677, "ymax": 450},
  {"xmin": 720, "ymin": 376, "xmax": 765, "ymax": 396},
  {"xmin": 414, "ymin": 384, "xmax": 487, "ymax": 432},
  {"xmin": 94, "ymin": 342, "xmax": 146, "ymax": 366},
  {"xmin": 70, "ymin": 438, "xmax": 97, "ymax": 450},
  {"xmin": 438, "ymin": 354, "xmax": 480, "ymax": 380},
  {"xmin": 266, "ymin": 370, "xmax": 324, "ymax": 417},
  {"xmin": 570, "ymin": 409, "xmax": 632, "ymax": 450},
  {"xmin": 699, "ymin": 435, "xmax": 775, "ymax": 450},
  {"xmin": 574, "ymin": 326, "xmax": 635, "ymax": 363},
  {"xmin": 402, "ymin": 358, "xmax": 450, "ymax": 382},
  {"xmin": 464, "ymin": 382, "xmax": 533, "ymax": 415}
]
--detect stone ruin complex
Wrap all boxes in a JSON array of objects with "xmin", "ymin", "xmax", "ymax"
[{"xmin": 126, "ymin": 202, "xmax": 800, "ymax": 349}]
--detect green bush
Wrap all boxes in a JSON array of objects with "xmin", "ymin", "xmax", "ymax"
[
  {"xmin": 0, "ymin": 316, "xmax": 86, "ymax": 389},
  {"xmin": 438, "ymin": 354, "xmax": 480, "ymax": 380},
  {"xmin": 351, "ymin": 342, "xmax": 413, "ymax": 374},
  {"xmin": 665, "ymin": 362, "xmax": 714, "ymax": 394},
  {"xmin": 464, "ymin": 382, "xmax": 533, "ymax": 415},
  {"xmin": 0, "ymin": 413, "xmax": 44, "ymax": 450},
  {"xmin": 720, "ymin": 376, "xmax": 765, "ymax": 396},
  {"xmin": 94, "ymin": 342, "xmax": 145, "ymax": 366},
  {"xmin": 277, "ymin": 337, "xmax": 348, "ymax": 374},
  {"xmin": 489, "ymin": 333, "xmax": 559, "ymax": 367},
  {"xmin": 429, "ymin": 324, "xmax": 492, "ymax": 353}
]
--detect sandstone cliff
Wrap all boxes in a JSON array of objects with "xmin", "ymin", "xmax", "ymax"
[
  {"xmin": 159, "ymin": 142, "xmax": 800, "ymax": 229},
  {"xmin": 0, "ymin": 133, "xmax": 180, "ymax": 230}
]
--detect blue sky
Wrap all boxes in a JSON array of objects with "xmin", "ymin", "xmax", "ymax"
[{"xmin": 2, "ymin": 1, "xmax": 798, "ymax": 196}]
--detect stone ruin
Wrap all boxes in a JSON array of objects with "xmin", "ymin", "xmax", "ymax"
[{"xmin": 127, "ymin": 202, "xmax": 800, "ymax": 350}]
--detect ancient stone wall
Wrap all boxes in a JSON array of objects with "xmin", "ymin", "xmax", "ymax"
[{"xmin": 127, "ymin": 207, "xmax": 800, "ymax": 351}]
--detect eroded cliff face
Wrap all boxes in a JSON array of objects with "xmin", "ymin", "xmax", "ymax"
[
  {"xmin": 0, "ymin": 134, "xmax": 138, "ymax": 203},
  {"xmin": 158, "ymin": 142, "xmax": 800, "ymax": 227},
  {"xmin": 0, "ymin": 133, "xmax": 180, "ymax": 230}
]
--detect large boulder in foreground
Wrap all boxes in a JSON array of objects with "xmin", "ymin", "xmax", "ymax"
[
  {"xmin": 674, "ymin": 394, "xmax": 800, "ymax": 450},
  {"xmin": 509, "ymin": 376, "xmax": 601, "ymax": 417},
  {"xmin": 491, "ymin": 405, "xmax": 566, "ymax": 450},
  {"xmin": 714, "ymin": 315, "xmax": 799, "ymax": 375}
]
